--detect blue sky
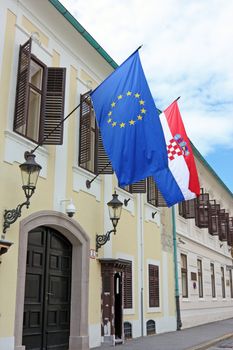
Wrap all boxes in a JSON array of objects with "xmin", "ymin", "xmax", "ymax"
[{"xmin": 61, "ymin": 0, "xmax": 233, "ymax": 193}]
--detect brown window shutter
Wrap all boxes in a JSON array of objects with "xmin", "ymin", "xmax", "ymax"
[
  {"xmin": 14, "ymin": 38, "xmax": 31, "ymax": 132},
  {"xmin": 219, "ymin": 209, "xmax": 228, "ymax": 241},
  {"xmin": 42, "ymin": 67, "xmax": 66, "ymax": 145},
  {"xmin": 208, "ymin": 200, "xmax": 220, "ymax": 235},
  {"xmin": 123, "ymin": 262, "xmax": 132, "ymax": 309},
  {"xmin": 129, "ymin": 179, "xmax": 146, "ymax": 193},
  {"xmin": 180, "ymin": 199, "xmax": 196, "ymax": 219},
  {"xmin": 149, "ymin": 264, "xmax": 159, "ymax": 307},
  {"xmin": 195, "ymin": 188, "xmax": 209, "ymax": 228},
  {"xmin": 147, "ymin": 176, "xmax": 167, "ymax": 207},
  {"xmin": 228, "ymin": 217, "xmax": 233, "ymax": 247},
  {"xmin": 96, "ymin": 129, "xmax": 113, "ymax": 174},
  {"xmin": 79, "ymin": 93, "xmax": 92, "ymax": 165}
]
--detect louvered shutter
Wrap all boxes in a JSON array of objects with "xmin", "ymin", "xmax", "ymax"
[
  {"xmin": 147, "ymin": 176, "xmax": 167, "ymax": 207},
  {"xmin": 149, "ymin": 264, "xmax": 159, "ymax": 307},
  {"xmin": 79, "ymin": 93, "xmax": 92, "ymax": 165},
  {"xmin": 195, "ymin": 188, "xmax": 209, "ymax": 228},
  {"xmin": 129, "ymin": 179, "xmax": 147, "ymax": 193},
  {"xmin": 208, "ymin": 200, "xmax": 220, "ymax": 235},
  {"xmin": 228, "ymin": 218, "xmax": 233, "ymax": 247},
  {"xmin": 14, "ymin": 38, "xmax": 31, "ymax": 132},
  {"xmin": 123, "ymin": 262, "xmax": 132, "ymax": 309},
  {"xmin": 96, "ymin": 129, "xmax": 113, "ymax": 174},
  {"xmin": 180, "ymin": 199, "xmax": 196, "ymax": 219},
  {"xmin": 42, "ymin": 67, "xmax": 66, "ymax": 145},
  {"xmin": 218, "ymin": 209, "xmax": 228, "ymax": 241}
]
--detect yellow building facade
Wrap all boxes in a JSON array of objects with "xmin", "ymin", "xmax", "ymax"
[{"xmin": 0, "ymin": 1, "xmax": 176, "ymax": 349}]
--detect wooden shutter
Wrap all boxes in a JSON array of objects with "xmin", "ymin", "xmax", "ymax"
[
  {"xmin": 79, "ymin": 93, "xmax": 92, "ymax": 165},
  {"xmin": 208, "ymin": 200, "xmax": 220, "ymax": 235},
  {"xmin": 96, "ymin": 129, "xmax": 113, "ymax": 174},
  {"xmin": 147, "ymin": 176, "xmax": 167, "ymax": 207},
  {"xmin": 129, "ymin": 179, "xmax": 147, "ymax": 193},
  {"xmin": 42, "ymin": 67, "xmax": 66, "ymax": 145},
  {"xmin": 123, "ymin": 262, "xmax": 132, "ymax": 309},
  {"xmin": 179, "ymin": 199, "xmax": 196, "ymax": 219},
  {"xmin": 14, "ymin": 38, "xmax": 31, "ymax": 132},
  {"xmin": 218, "ymin": 209, "xmax": 228, "ymax": 241},
  {"xmin": 228, "ymin": 217, "xmax": 233, "ymax": 247},
  {"xmin": 195, "ymin": 188, "xmax": 209, "ymax": 228},
  {"xmin": 149, "ymin": 264, "xmax": 159, "ymax": 307}
]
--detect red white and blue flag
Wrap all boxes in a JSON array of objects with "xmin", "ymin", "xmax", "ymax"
[{"xmin": 153, "ymin": 100, "xmax": 200, "ymax": 207}]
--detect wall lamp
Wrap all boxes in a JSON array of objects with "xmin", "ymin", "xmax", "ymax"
[
  {"xmin": 3, "ymin": 151, "xmax": 42, "ymax": 234},
  {"xmin": 96, "ymin": 192, "xmax": 123, "ymax": 252}
]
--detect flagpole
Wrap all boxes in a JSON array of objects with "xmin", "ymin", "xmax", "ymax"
[{"xmin": 172, "ymin": 206, "xmax": 182, "ymax": 330}]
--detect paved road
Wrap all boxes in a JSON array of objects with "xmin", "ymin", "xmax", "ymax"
[{"xmin": 93, "ymin": 318, "xmax": 233, "ymax": 350}]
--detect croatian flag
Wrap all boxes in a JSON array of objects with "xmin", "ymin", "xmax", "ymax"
[{"xmin": 153, "ymin": 99, "xmax": 200, "ymax": 207}]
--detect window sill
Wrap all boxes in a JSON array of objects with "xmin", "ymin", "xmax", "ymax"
[
  {"xmin": 72, "ymin": 165, "xmax": 101, "ymax": 202},
  {"xmin": 123, "ymin": 308, "xmax": 135, "ymax": 315},
  {"xmin": 4, "ymin": 130, "xmax": 48, "ymax": 178},
  {"xmin": 147, "ymin": 306, "xmax": 161, "ymax": 313}
]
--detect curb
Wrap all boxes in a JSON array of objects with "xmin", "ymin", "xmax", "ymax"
[{"xmin": 186, "ymin": 333, "xmax": 233, "ymax": 350}]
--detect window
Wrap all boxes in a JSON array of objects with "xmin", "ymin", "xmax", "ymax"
[
  {"xmin": 221, "ymin": 267, "xmax": 226, "ymax": 298},
  {"xmin": 210, "ymin": 263, "xmax": 216, "ymax": 298},
  {"xmin": 181, "ymin": 254, "xmax": 188, "ymax": 298},
  {"xmin": 14, "ymin": 38, "xmax": 66, "ymax": 145},
  {"xmin": 179, "ymin": 199, "xmax": 196, "ymax": 219},
  {"xmin": 148, "ymin": 264, "xmax": 159, "ymax": 307},
  {"xmin": 147, "ymin": 176, "xmax": 167, "ymax": 207},
  {"xmin": 79, "ymin": 92, "xmax": 113, "ymax": 175},
  {"xmin": 121, "ymin": 179, "xmax": 147, "ymax": 194},
  {"xmin": 123, "ymin": 262, "xmax": 132, "ymax": 309},
  {"xmin": 146, "ymin": 320, "xmax": 156, "ymax": 335},
  {"xmin": 195, "ymin": 188, "xmax": 209, "ymax": 228},
  {"xmin": 229, "ymin": 270, "xmax": 233, "ymax": 299},
  {"xmin": 197, "ymin": 259, "xmax": 203, "ymax": 298},
  {"xmin": 124, "ymin": 322, "xmax": 132, "ymax": 339}
]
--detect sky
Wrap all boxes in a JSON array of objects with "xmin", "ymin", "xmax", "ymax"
[{"xmin": 61, "ymin": 0, "xmax": 233, "ymax": 193}]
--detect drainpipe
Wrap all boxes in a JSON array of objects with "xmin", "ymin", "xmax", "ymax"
[
  {"xmin": 172, "ymin": 206, "xmax": 182, "ymax": 330},
  {"xmin": 139, "ymin": 194, "xmax": 144, "ymax": 337}
]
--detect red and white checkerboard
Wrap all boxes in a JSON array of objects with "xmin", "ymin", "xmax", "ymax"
[{"xmin": 167, "ymin": 139, "xmax": 183, "ymax": 160}]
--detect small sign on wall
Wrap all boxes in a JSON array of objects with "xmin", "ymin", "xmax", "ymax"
[
  {"xmin": 191, "ymin": 272, "xmax": 197, "ymax": 281},
  {"xmin": 89, "ymin": 249, "xmax": 97, "ymax": 259}
]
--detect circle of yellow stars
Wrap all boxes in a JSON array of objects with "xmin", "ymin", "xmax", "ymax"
[{"xmin": 107, "ymin": 91, "xmax": 146, "ymax": 128}]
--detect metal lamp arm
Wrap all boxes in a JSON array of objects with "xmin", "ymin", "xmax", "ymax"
[
  {"xmin": 3, "ymin": 198, "xmax": 30, "ymax": 234},
  {"xmin": 96, "ymin": 229, "xmax": 116, "ymax": 252}
]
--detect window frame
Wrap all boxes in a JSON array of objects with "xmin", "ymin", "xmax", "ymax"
[
  {"xmin": 210, "ymin": 263, "xmax": 216, "ymax": 298},
  {"xmin": 148, "ymin": 264, "xmax": 160, "ymax": 308},
  {"xmin": 221, "ymin": 266, "xmax": 226, "ymax": 298},
  {"xmin": 123, "ymin": 261, "xmax": 133, "ymax": 309},
  {"xmin": 197, "ymin": 259, "xmax": 203, "ymax": 298},
  {"xmin": 181, "ymin": 254, "xmax": 188, "ymax": 298}
]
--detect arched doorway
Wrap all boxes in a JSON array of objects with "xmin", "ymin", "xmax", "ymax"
[
  {"xmin": 23, "ymin": 227, "xmax": 72, "ymax": 349},
  {"xmin": 14, "ymin": 211, "xmax": 90, "ymax": 350}
]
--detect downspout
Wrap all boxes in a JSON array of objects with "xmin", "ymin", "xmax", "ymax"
[
  {"xmin": 139, "ymin": 194, "xmax": 144, "ymax": 337},
  {"xmin": 172, "ymin": 206, "xmax": 182, "ymax": 330}
]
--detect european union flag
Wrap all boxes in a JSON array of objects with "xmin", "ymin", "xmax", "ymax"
[{"xmin": 91, "ymin": 49, "xmax": 168, "ymax": 186}]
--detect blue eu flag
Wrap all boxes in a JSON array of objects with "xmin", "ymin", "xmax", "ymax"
[{"xmin": 91, "ymin": 49, "xmax": 168, "ymax": 186}]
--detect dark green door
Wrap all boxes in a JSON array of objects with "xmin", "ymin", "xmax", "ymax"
[{"xmin": 23, "ymin": 227, "xmax": 72, "ymax": 350}]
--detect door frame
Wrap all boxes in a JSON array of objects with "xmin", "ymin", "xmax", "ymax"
[{"xmin": 14, "ymin": 210, "xmax": 90, "ymax": 350}]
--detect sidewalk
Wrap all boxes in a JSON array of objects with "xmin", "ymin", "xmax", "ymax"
[{"xmin": 93, "ymin": 318, "xmax": 233, "ymax": 350}]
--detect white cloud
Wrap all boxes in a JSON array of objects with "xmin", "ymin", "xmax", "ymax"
[{"xmin": 61, "ymin": 0, "xmax": 233, "ymax": 156}]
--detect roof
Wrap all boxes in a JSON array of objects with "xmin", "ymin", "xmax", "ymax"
[{"xmin": 49, "ymin": 0, "xmax": 232, "ymax": 198}]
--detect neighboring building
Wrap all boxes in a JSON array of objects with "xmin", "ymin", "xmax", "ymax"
[
  {"xmin": 0, "ymin": 1, "xmax": 232, "ymax": 350},
  {"xmin": 0, "ymin": 1, "xmax": 176, "ymax": 349},
  {"xmin": 176, "ymin": 146, "xmax": 233, "ymax": 328}
]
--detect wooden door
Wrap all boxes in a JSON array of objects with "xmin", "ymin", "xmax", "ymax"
[{"xmin": 23, "ymin": 227, "xmax": 72, "ymax": 350}]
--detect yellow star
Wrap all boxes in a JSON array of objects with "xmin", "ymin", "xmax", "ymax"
[
  {"xmin": 108, "ymin": 111, "xmax": 112, "ymax": 116},
  {"xmin": 118, "ymin": 95, "xmax": 123, "ymax": 100},
  {"xmin": 141, "ymin": 108, "xmax": 146, "ymax": 114},
  {"xmin": 139, "ymin": 99, "xmax": 145, "ymax": 105},
  {"xmin": 126, "ymin": 91, "xmax": 132, "ymax": 96},
  {"xmin": 135, "ymin": 93, "xmax": 140, "ymax": 98},
  {"xmin": 112, "ymin": 121, "xmax": 117, "ymax": 127},
  {"xmin": 137, "ymin": 115, "xmax": 143, "ymax": 120},
  {"xmin": 108, "ymin": 118, "xmax": 112, "ymax": 123},
  {"xmin": 111, "ymin": 102, "xmax": 116, "ymax": 108},
  {"xmin": 129, "ymin": 119, "xmax": 136, "ymax": 125},
  {"xmin": 120, "ymin": 122, "xmax": 125, "ymax": 128}
]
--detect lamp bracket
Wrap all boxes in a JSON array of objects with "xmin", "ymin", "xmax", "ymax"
[
  {"xmin": 96, "ymin": 229, "xmax": 115, "ymax": 252},
  {"xmin": 3, "ymin": 198, "xmax": 30, "ymax": 234}
]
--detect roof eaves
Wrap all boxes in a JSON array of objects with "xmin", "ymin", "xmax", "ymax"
[{"xmin": 48, "ymin": 0, "xmax": 118, "ymax": 69}]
